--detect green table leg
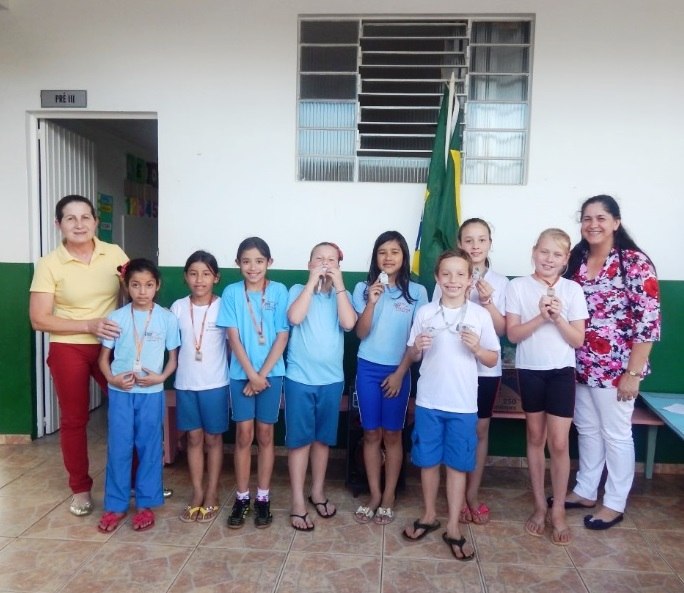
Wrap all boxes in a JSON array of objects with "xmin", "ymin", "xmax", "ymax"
[{"xmin": 645, "ymin": 426, "xmax": 658, "ymax": 479}]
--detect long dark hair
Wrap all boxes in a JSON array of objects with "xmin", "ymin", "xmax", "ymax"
[
  {"xmin": 184, "ymin": 250, "xmax": 220, "ymax": 276},
  {"xmin": 121, "ymin": 258, "xmax": 161, "ymax": 286},
  {"xmin": 565, "ymin": 194, "xmax": 653, "ymax": 281},
  {"xmin": 235, "ymin": 236, "xmax": 271, "ymax": 262},
  {"xmin": 365, "ymin": 230, "xmax": 416, "ymax": 304}
]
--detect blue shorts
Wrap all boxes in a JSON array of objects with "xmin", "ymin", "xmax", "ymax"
[
  {"xmin": 284, "ymin": 378, "xmax": 344, "ymax": 448},
  {"xmin": 176, "ymin": 386, "xmax": 229, "ymax": 434},
  {"xmin": 230, "ymin": 377, "xmax": 283, "ymax": 424},
  {"xmin": 355, "ymin": 357, "xmax": 411, "ymax": 431},
  {"xmin": 518, "ymin": 367, "xmax": 576, "ymax": 418},
  {"xmin": 411, "ymin": 406, "xmax": 477, "ymax": 472}
]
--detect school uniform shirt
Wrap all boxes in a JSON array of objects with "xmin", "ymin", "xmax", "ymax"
[
  {"xmin": 29, "ymin": 237, "xmax": 128, "ymax": 345},
  {"xmin": 101, "ymin": 303, "xmax": 180, "ymax": 393},
  {"xmin": 285, "ymin": 285, "xmax": 351, "ymax": 386},
  {"xmin": 433, "ymin": 268, "xmax": 508, "ymax": 377},
  {"xmin": 352, "ymin": 280, "xmax": 428, "ymax": 366},
  {"xmin": 408, "ymin": 301, "xmax": 500, "ymax": 413},
  {"xmin": 505, "ymin": 275, "xmax": 589, "ymax": 370},
  {"xmin": 170, "ymin": 296, "xmax": 229, "ymax": 391},
  {"xmin": 216, "ymin": 280, "xmax": 289, "ymax": 380}
]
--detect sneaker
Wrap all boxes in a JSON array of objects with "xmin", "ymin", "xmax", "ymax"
[
  {"xmin": 227, "ymin": 497, "xmax": 251, "ymax": 529},
  {"xmin": 163, "ymin": 487, "xmax": 174, "ymax": 499},
  {"xmin": 254, "ymin": 498, "xmax": 273, "ymax": 529}
]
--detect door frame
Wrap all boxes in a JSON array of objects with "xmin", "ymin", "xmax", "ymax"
[{"xmin": 27, "ymin": 110, "xmax": 157, "ymax": 437}]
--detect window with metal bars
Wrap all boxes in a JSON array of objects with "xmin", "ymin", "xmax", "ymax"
[{"xmin": 297, "ymin": 17, "xmax": 532, "ymax": 184}]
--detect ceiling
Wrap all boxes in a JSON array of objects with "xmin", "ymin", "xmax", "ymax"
[{"xmin": 52, "ymin": 118, "xmax": 158, "ymax": 156}]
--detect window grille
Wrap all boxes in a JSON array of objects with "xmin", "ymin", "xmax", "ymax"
[{"xmin": 297, "ymin": 17, "xmax": 532, "ymax": 184}]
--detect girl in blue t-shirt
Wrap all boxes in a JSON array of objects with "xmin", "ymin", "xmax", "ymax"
[
  {"xmin": 352, "ymin": 230, "xmax": 428, "ymax": 526},
  {"xmin": 97, "ymin": 258, "xmax": 180, "ymax": 534},
  {"xmin": 216, "ymin": 237, "xmax": 289, "ymax": 529}
]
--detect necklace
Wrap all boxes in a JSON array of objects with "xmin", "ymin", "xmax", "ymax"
[
  {"xmin": 534, "ymin": 273, "xmax": 560, "ymax": 297},
  {"xmin": 131, "ymin": 305, "xmax": 154, "ymax": 372},
  {"xmin": 189, "ymin": 296, "xmax": 216, "ymax": 361},
  {"xmin": 244, "ymin": 280, "xmax": 268, "ymax": 345}
]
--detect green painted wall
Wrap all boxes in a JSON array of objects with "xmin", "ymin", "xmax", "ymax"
[{"xmin": 3, "ymin": 263, "xmax": 683, "ymax": 464}]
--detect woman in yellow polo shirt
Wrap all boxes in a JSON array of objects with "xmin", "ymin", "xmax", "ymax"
[{"xmin": 30, "ymin": 195, "xmax": 128, "ymax": 516}]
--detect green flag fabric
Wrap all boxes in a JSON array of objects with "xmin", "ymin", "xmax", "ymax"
[{"xmin": 413, "ymin": 86, "xmax": 463, "ymax": 296}]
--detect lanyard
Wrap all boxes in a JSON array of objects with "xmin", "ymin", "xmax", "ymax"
[
  {"xmin": 423, "ymin": 300, "xmax": 468, "ymax": 335},
  {"xmin": 244, "ymin": 280, "xmax": 268, "ymax": 345},
  {"xmin": 189, "ymin": 296, "xmax": 215, "ymax": 361},
  {"xmin": 131, "ymin": 305, "xmax": 153, "ymax": 371},
  {"xmin": 534, "ymin": 273, "xmax": 560, "ymax": 297}
]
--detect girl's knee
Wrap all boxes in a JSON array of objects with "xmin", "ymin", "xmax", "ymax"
[
  {"xmin": 186, "ymin": 430, "xmax": 205, "ymax": 448},
  {"xmin": 382, "ymin": 429, "xmax": 402, "ymax": 446},
  {"xmin": 364, "ymin": 429, "xmax": 382, "ymax": 445},
  {"xmin": 256, "ymin": 423, "xmax": 274, "ymax": 447},
  {"xmin": 235, "ymin": 424, "xmax": 254, "ymax": 448}
]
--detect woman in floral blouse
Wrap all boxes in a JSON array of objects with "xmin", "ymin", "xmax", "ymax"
[{"xmin": 561, "ymin": 195, "xmax": 660, "ymax": 530}]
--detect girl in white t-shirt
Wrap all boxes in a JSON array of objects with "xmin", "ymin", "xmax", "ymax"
[
  {"xmin": 171, "ymin": 251, "xmax": 229, "ymax": 524},
  {"xmin": 432, "ymin": 218, "xmax": 507, "ymax": 525},
  {"xmin": 506, "ymin": 229, "xmax": 588, "ymax": 546}
]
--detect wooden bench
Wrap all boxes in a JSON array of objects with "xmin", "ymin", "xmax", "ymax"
[{"xmin": 491, "ymin": 405, "xmax": 665, "ymax": 479}]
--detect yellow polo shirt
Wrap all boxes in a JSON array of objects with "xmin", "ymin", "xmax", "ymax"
[{"xmin": 30, "ymin": 237, "xmax": 128, "ymax": 344}]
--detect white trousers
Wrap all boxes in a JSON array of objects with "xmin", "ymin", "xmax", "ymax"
[{"xmin": 572, "ymin": 383, "xmax": 634, "ymax": 513}]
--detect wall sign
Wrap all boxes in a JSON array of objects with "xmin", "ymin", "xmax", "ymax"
[{"xmin": 40, "ymin": 90, "xmax": 87, "ymax": 108}]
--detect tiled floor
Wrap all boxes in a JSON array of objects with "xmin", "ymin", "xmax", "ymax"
[{"xmin": 1, "ymin": 408, "xmax": 683, "ymax": 593}]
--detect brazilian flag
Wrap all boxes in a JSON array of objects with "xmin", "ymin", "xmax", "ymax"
[{"xmin": 412, "ymin": 84, "xmax": 463, "ymax": 296}]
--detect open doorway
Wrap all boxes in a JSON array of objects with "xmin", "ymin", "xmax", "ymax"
[{"xmin": 28, "ymin": 113, "xmax": 158, "ymax": 437}]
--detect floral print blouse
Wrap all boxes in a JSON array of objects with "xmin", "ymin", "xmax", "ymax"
[{"xmin": 573, "ymin": 248, "xmax": 661, "ymax": 388}]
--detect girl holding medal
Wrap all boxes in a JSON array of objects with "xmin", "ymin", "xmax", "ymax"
[
  {"xmin": 97, "ymin": 259, "xmax": 180, "ymax": 533},
  {"xmin": 402, "ymin": 249, "xmax": 499, "ymax": 561},
  {"xmin": 432, "ymin": 218, "xmax": 508, "ymax": 525},
  {"xmin": 505, "ymin": 229, "xmax": 588, "ymax": 545},
  {"xmin": 217, "ymin": 237, "xmax": 289, "ymax": 529},
  {"xmin": 352, "ymin": 231, "xmax": 428, "ymax": 526},
  {"xmin": 171, "ymin": 251, "xmax": 229, "ymax": 523}
]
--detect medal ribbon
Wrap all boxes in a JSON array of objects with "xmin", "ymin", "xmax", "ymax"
[
  {"xmin": 131, "ymin": 305, "xmax": 154, "ymax": 369},
  {"xmin": 190, "ymin": 296, "xmax": 215, "ymax": 356},
  {"xmin": 244, "ymin": 280, "xmax": 268, "ymax": 343}
]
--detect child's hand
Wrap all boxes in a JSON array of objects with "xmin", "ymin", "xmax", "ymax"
[
  {"xmin": 547, "ymin": 296, "xmax": 563, "ymax": 321},
  {"xmin": 327, "ymin": 266, "xmax": 345, "ymax": 292},
  {"xmin": 111, "ymin": 372, "xmax": 135, "ymax": 391},
  {"xmin": 415, "ymin": 331, "xmax": 433, "ymax": 351},
  {"xmin": 307, "ymin": 262, "xmax": 328, "ymax": 289},
  {"xmin": 244, "ymin": 374, "xmax": 270, "ymax": 396},
  {"xmin": 135, "ymin": 369, "xmax": 163, "ymax": 387},
  {"xmin": 539, "ymin": 296, "xmax": 553, "ymax": 320},
  {"xmin": 367, "ymin": 280, "xmax": 385, "ymax": 304},
  {"xmin": 475, "ymin": 278, "xmax": 494, "ymax": 305},
  {"xmin": 460, "ymin": 327, "xmax": 480, "ymax": 353},
  {"xmin": 381, "ymin": 370, "xmax": 404, "ymax": 398}
]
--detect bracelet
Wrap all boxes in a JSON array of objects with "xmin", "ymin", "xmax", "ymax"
[
  {"xmin": 480, "ymin": 298, "xmax": 492, "ymax": 306},
  {"xmin": 336, "ymin": 289, "xmax": 345, "ymax": 294},
  {"xmin": 626, "ymin": 369, "xmax": 642, "ymax": 378}
]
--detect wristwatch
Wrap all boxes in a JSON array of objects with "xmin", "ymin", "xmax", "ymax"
[{"xmin": 626, "ymin": 369, "xmax": 642, "ymax": 378}]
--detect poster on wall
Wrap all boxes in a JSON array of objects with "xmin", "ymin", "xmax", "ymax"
[{"xmin": 98, "ymin": 193, "xmax": 113, "ymax": 242}]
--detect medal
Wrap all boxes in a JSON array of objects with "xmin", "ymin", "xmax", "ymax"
[
  {"xmin": 131, "ymin": 305, "xmax": 153, "ymax": 375},
  {"xmin": 195, "ymin": 350, "xmax": 203, "ymax": 361},
  {"xmin": 547, "ymin": 286, "xmax": 555, "ymax": 298},
  {"xmin": 378, "ymin": 271, "xmax": 389, "ymax": 286},
  {"xmin": 190, "ymin": 297, "xmax": 215, "ymax": 362},
  {"xmin": 133, "ymin": 360, "xmax": 143, "ymax": 373},
  {"xmin": 258, "ymin": 335, "xmax": 266, "ymax": 345}
]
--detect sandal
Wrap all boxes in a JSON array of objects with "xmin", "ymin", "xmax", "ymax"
[
  {"xmin": 179, "ymin": 505, "xmax": 201, "ymax": 523},
  {"xmin": 459, "ymin": 505, "xmax": 472, "ymax": 524},
  {"xmin": 132, "ymin": 509, "xmax": 155, "ymax": 531},
  {"xmin": 374, "ymin": 507, "xmax": 395, "ymax": 525},
  {"xmin": 402, "ymin": 519, "xmax": 441, "ymax": 541},
  {"xmin": 308, "ymin": 496, "xmax": 336, "ymax": 519},
  {"xmin": 196, "ymin": 505, "xmax": 220, "ymax": 523},
  {"xmin": 353, "ymin": 505, "xmax": 376, "ymax": 524},
  {"xmin": 290, "ymin": 512, "xmax": 315, "ymax": 532},
  {"xmin": 97, "ymin": 511, "xmax": 126, "ymax": 533},
  {"xmin": 551, "ymin": 526, "xmax": 572, "ymax": 546},
  {"xmin": 469, "ymin": 502, "xmax": 490, "ymax": 525},
  {"xmin": 442, "ymin": 532, "xmax": 475, "ymax": 561}
]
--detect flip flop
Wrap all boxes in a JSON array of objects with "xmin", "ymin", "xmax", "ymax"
[
  {"xmin": 584, "ymin": 513, "xmax": 624, "ymax": 530},
  {"xmin": 402, "ymin": 519, "xmax": 441, "ymax": 541},
  {"xmin": 196, "ymin": 505, "xmax": 220, "ymax": 523},
  {"xmin": 132, "ymin": 509, "xmax": 155, "ymax": 531},
  {"xmin": 458, "ymin": 506, "xmax": 472, "ymax": 524},
  {"xmin": 547, "ymin": 496, "xmax": 596, "ymax": 510},
  {"xmin": 308, "ymin": 496, "xmax": 336, "ymax": 519},
  {"xmin": 179, "ymin": 505, "xmax": 201, "ymax": 523},
  {"xmin": 290, "ymin": 512, "xmax": 315, "ymax": 531},
  {"xmin": 353, "ymin": 505, "xmax": 376, "ymax": 524},
  {"xmin": 552, "ymin": 526, "xmax": 572, "ymax": 546},
  {"xmin": 442, "ymin": 532, "xmax": 475, "ymax": 561},
  {"xmin": 469, "ymin": 502, "xmax": 490, "ymax": 525},
  {"xmin": 97, "ymin": 511, "xmax": 127, "ymax": 533},
  {"xmin": 524, "ymin": 514, "xmax": 546, "ymax": 537}
]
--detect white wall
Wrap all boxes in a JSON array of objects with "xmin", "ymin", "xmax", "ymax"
[{"xmin": 1, "ymin": 0, "xmax": 682, "ymax": 278}]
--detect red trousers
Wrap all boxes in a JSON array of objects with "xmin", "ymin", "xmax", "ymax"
[{"xmin": 47, "ymin": 343, "xmax": 106, "ymax": 494}]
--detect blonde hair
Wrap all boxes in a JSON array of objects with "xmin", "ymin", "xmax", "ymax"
[{"xmin": 534, "ymin": 228, "xmax": 571, "ymax": 253}]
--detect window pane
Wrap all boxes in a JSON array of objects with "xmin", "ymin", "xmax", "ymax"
[
  {"xmin": 299, "ymin": 130, "xmax": 356, "ymax": 156},
  {"xmin": 464, "ymin": 159, "xmax": 523, "ymax": 184},
  {"xmin": 300, "ymin": 21, "xmax": 358, "ymax": 44},
  {"xmin": 299, "ymin": 102, "xmax": 356, "ymax": 128},
  {"xmin": 468, "ymin": 75, "xmax": 528, "ymax": 101},
  {"xmin": 298, "ymin": 157, "xmax": 354, "ymax": 181},
  {"xmin": 471, "ymin": 21, "xmax": 530, "ymax": 44},
  {"xmin": 464, "ymin": 131, "xmax": 525, "ymax": 158},
  {"xmin": 300, "ymin": 46, "xmax": 358, "ymax": 73},
  {"xmin": 466, "ymin": 102, "xmax": 527, "ymax": 129},
  {"xmin": 300, "ymin": 74, "xmax": 357, "ymax": 100},
  {"xmin": 359, "ymin": 157, "xmax": 429, "ymax": 182},
  {"xmin": 471, "ymin": 47, "xmax": 529, "ymax": 74}
]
